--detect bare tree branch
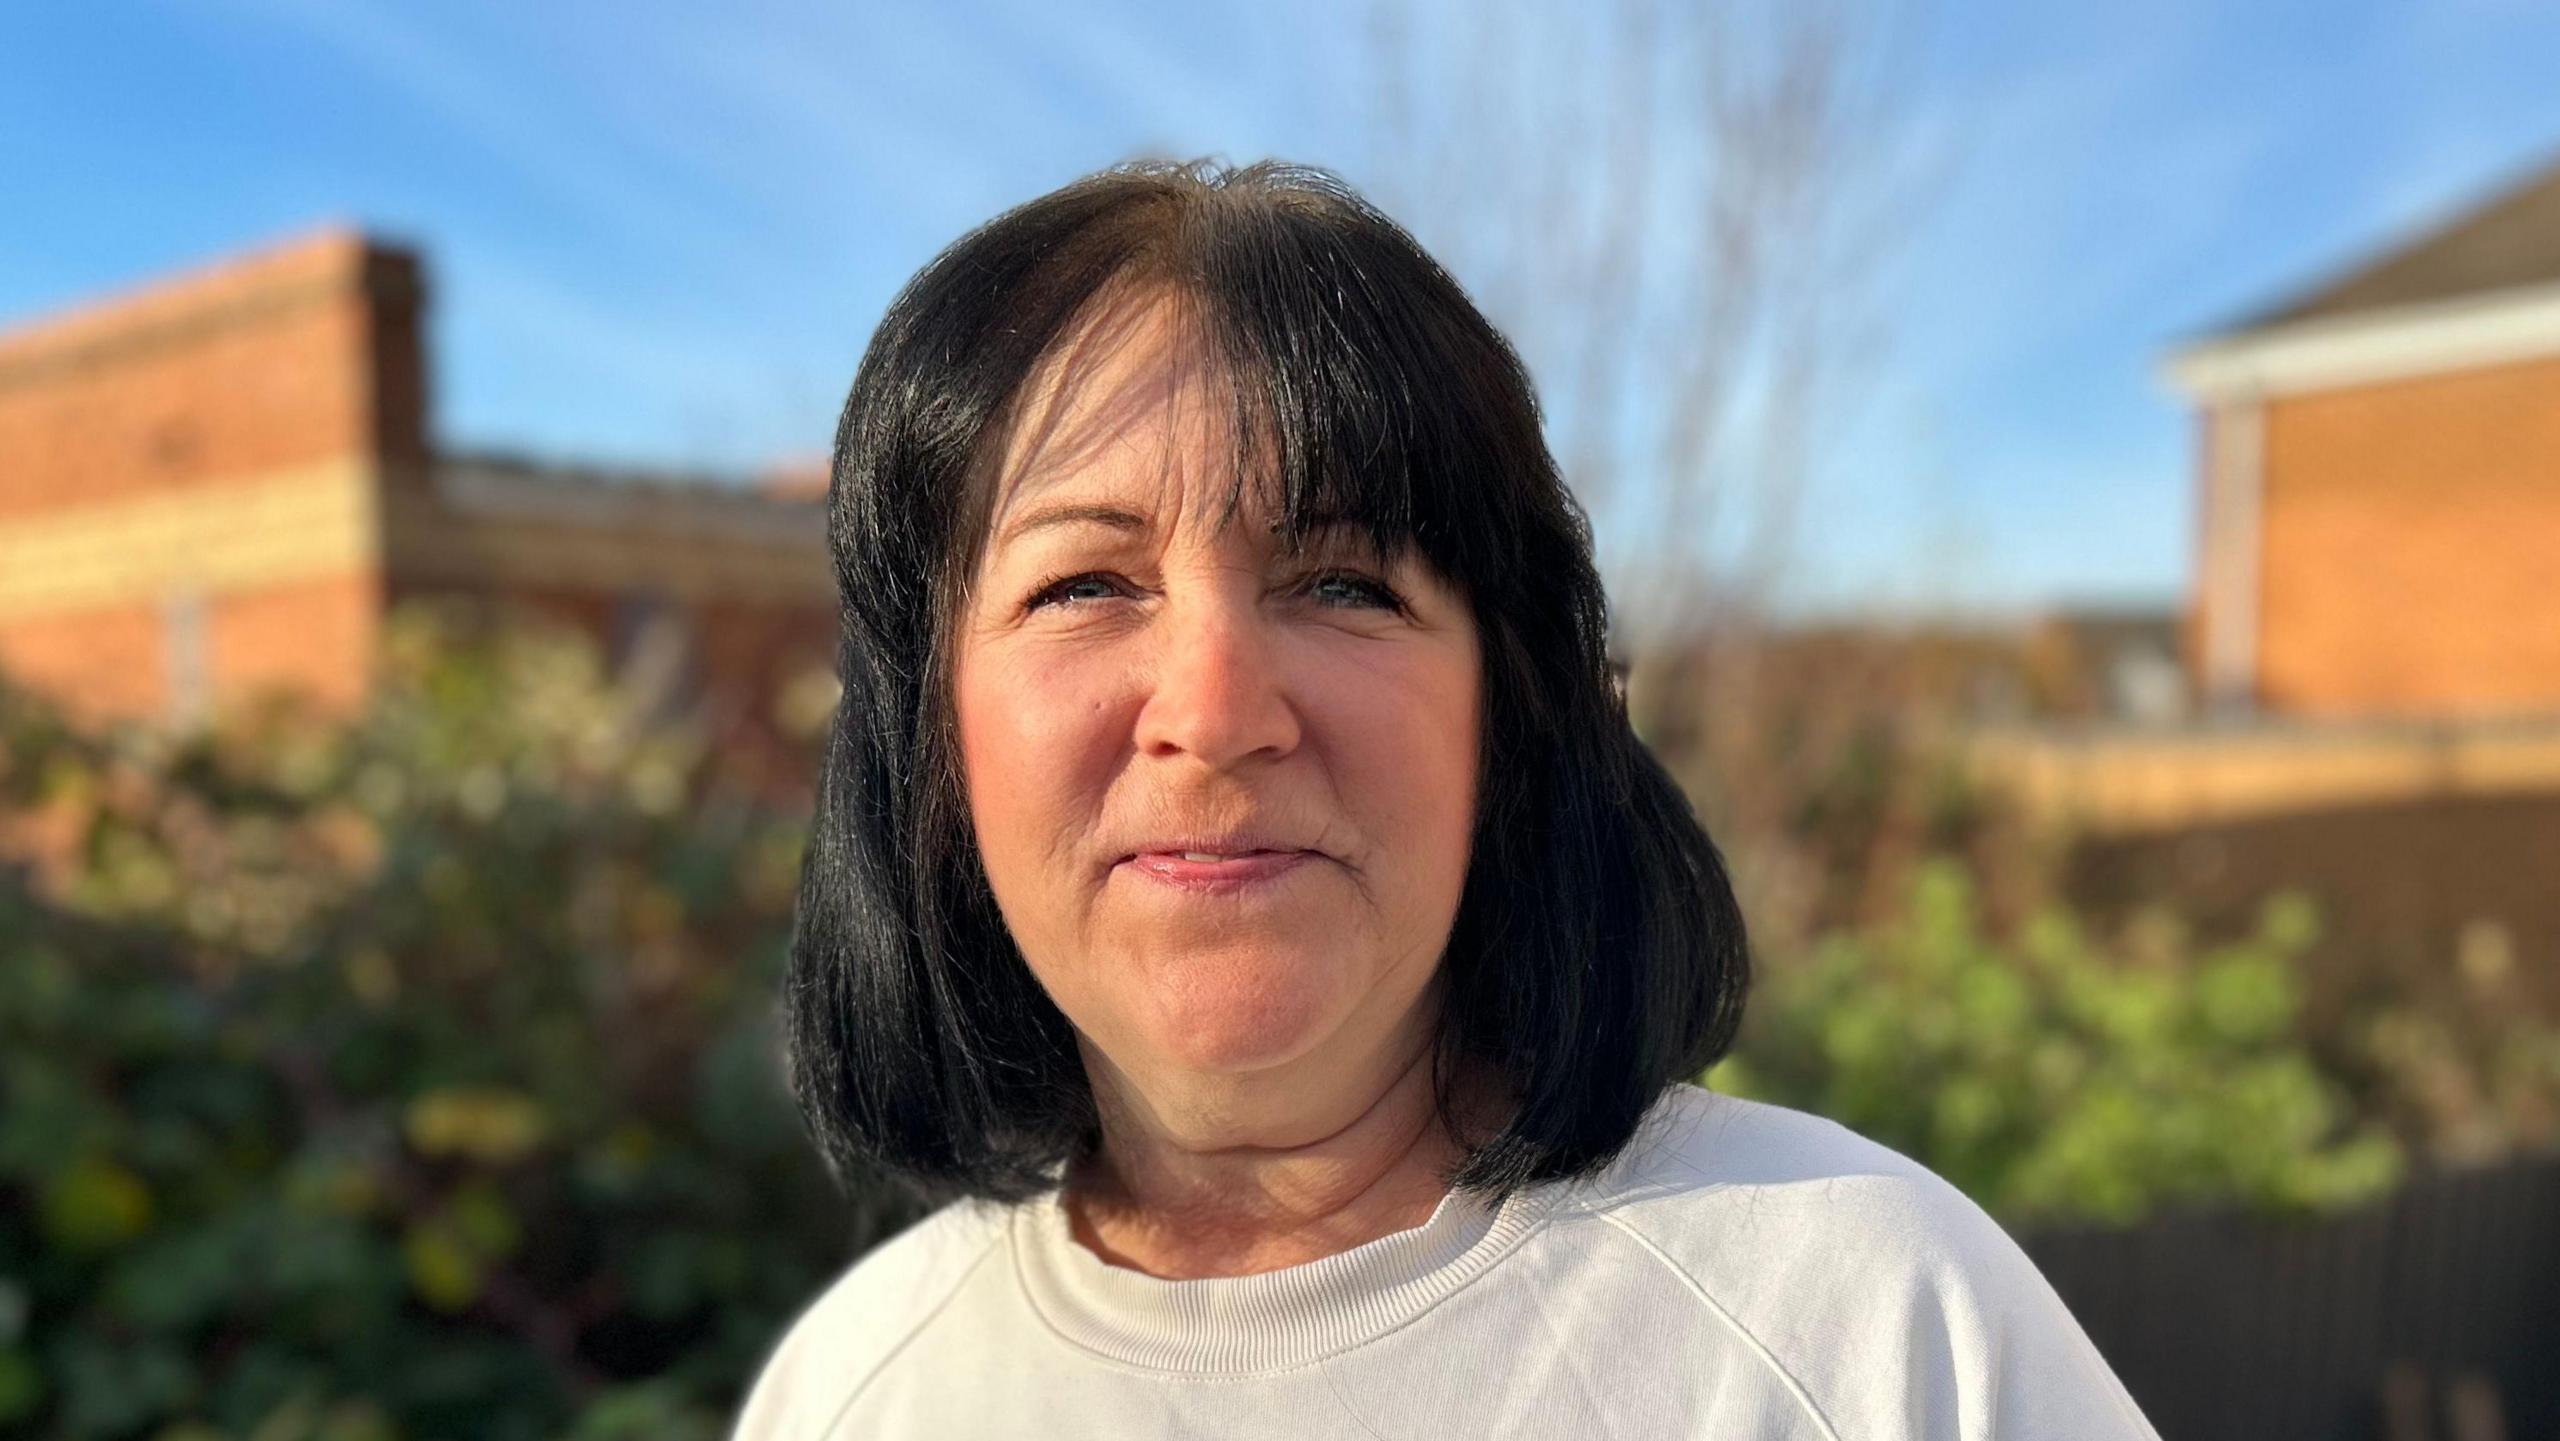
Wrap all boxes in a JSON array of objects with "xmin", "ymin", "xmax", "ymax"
[{"xmin": 1363, "ymin": 0, "xmax": 1927, "ymax": 657}]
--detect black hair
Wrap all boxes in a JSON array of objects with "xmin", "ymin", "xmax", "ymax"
[{"xmin": 785, "ymin": 158, "xmax": 1748, "ymax": 1206}]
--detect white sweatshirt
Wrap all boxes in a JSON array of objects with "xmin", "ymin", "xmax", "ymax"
[{"xmin": 729, "ymin": 1083, "xmax": 2163, "ymax": 1439}]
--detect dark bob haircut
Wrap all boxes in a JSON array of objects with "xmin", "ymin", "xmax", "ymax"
[{"xmin": 785, "ymin": 157, "xmax": 1748, "ymax": 1206}]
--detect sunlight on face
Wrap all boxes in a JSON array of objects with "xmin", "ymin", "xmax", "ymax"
[{"xmin": 951, "ymin": 290, "xmax": 1482, "ymax": 1112}]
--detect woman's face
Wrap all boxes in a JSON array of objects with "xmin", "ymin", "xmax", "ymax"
[{"xmin": 952, "ymin": 297, "xmax": 1481, "ymax": 1114}]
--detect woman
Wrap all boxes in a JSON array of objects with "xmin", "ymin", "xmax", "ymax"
[{"xmin": 734, "ymin": 159, "xmax": 2161, "ymax": 1439}]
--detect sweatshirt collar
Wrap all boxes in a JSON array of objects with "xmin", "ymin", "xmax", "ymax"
[{"xmin": 1007, "ymin": 1173, "xmax": 1559, "ymax": 1374}]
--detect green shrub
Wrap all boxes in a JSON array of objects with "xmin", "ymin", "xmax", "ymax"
[
  {"xmin": 0, "ymin": 599, "xmax": 2431, "ymax": 1435},
  {"xmin": 0, "ymin": 604, "xmax": 916, "ymax": 1441},
  {"xmin": 1709, "ymin": 858, "xmax": 2406, "ymax": 1227}
]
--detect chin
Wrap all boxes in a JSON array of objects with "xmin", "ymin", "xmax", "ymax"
[{"xmin": 1139, "ymin": 950, "xmax": 1347, "ymax": 1076}]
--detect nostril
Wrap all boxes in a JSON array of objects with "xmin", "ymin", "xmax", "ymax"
[{"xmin": 1134, "ymin": 659, "xmax": 1301, "ymax": 767}]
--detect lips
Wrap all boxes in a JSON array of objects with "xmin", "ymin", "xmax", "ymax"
[
  {"xmin": 1112, "ymin": 831, "xmax": 1316, "ymax": 866},
  {"xmin": 1111, "ymin": 833, "xmax": 1321, "ymax": 895},
  {"xmin": 1118, "ymin": 848, "xmax": 1315, "ymax": 893}
]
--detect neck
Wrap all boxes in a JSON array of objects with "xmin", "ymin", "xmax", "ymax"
[{"xmin": 1064, "ymin": 1041, "xmax": 1496, "ymax": 1280}]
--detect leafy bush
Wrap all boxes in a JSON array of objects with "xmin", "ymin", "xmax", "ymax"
[
  {"xmin": 2346, "ymin": 917, "xmax": 2560, "ymax": 1166},
  {"xmin": 0, "ymin": 604, "xmax": 916, "ymax": 1441},
  {"xmin": 1709, "ymin": 859, "xmax": 2407, "ymax": 1227},
  {"xmin": 0, "ymin": 598, "xmax": 2451, "ymax": 1436}
]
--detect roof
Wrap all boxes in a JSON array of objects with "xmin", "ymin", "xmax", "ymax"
[
  {"xmin": 0, "ymin": 226, "xmax": 420, "ymax": 383},
  {"xmin": 432, "ymin": 451, "xmax": 821, "ymax": 543},
  {"xmin": 2221, "ymin": 152, "xmax": 2560, "ymax": 337}
]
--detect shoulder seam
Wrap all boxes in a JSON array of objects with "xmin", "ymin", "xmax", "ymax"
[
  {"xmin": 1592, "ymin": 1207, "xmax": 1846, "ymax": 1441},
  {"xmin": 813, "ymin": 1220, "xmax": 1011, "ymax": 1440}
]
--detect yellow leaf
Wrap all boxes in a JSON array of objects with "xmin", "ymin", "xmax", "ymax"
[
  {"xmin": 402, "ymin": 1225, "xmax": 480, "ymax": 1313},
  {"xmin": 404, "ymin": 1086, "xmax": 548, "ymax": 1164},
  {"xmin": 41, "ymin": 1158, "xmax": 153, "ymax": 1251}
]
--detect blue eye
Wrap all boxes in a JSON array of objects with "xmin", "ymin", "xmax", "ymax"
[
  {"xmin": 1020, "ymin": 570, "xmax": 1410, "ymax": 615},
  {"xmin": 1024, "ymin": 573, "xmax": 1124, "ymax": 610},
  {"xmin": 1305, "ymin": 571, "xmax": 1409, "ymax": 613}
]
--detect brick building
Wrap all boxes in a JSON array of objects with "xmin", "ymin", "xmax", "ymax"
[
  {"xmin": 0, "ymin": 229, "xmax": 839, "ymax": 797},
  {"xmin": 2167, "ymin": 155, "xmax": 2560, "ymax": 721}
]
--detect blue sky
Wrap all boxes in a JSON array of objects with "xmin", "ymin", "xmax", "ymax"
[{"xmin": 6, "ymin": 0, "xmax": 2559, "ymax": 618}]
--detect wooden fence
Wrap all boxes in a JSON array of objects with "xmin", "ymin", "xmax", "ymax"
[
  {"xmin": 2017, "ymin": 1149, "xmax": 2560, "ymax": 1440},
  {"xmin": 1965, "ymin": 714, "xmax": 2560, "ymax": 835}
]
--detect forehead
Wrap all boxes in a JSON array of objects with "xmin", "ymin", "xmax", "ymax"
[{"xmin": 986, "ymin": 288, "xmax": 1254, "ymax": 538}]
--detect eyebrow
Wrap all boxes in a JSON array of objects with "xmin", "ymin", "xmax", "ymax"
[
  {"xmin": 992, "ymin": 500, "xmax": 1377, "ymax": 552},
  {"xmin": 994, "ymin": 501, "xmax": 1152, "ymax": 550}
]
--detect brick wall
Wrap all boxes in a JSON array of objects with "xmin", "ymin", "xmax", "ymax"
[
  {"xmin": 2183, "ymin": 407, "xmax": 2226, "ymax": 709},
  {"xmin": 379, "ymin": 451, "xmax": 839, "ymax": 800},
  {"xmin": 385, "ymin": 556, "xmax": 837, "ymax": 804},
  {"xmin": 0, "ymin": 229, "xmax": 424, "ymax": 725},
  {"xmin": 0, "ymin": 229, "xmax": 838, "ymax": 805},
  {"xmin": 2255, "ymin": 354, "xmax": 2560, "ymax": 718}
]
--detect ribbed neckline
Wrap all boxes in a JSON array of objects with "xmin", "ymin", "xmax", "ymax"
[{"xmin": 1008, "ymin": 1173, "xmax": 1561, "ymax": 1375}]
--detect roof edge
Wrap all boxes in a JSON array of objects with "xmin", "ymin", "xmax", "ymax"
[
  {"xmin": 2162, "ymin": 276, "xmax": 2560, "ymax": 403},
  {"xmin": 2191, "ymin": 148, "xmax": 2560, "ymax": 343},
  {"xmin": 0, "ymin": 223, "xmax": 425, "ymax": 374}
]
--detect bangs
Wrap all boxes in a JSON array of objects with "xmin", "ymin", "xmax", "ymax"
[
  {"xmin": 1196, "ymin": 219, "xmax": 1433, "ymax": 574},
  {"xmin": 951, "ymin": 169, "xmax": 1504, "ymax": 602},
  {"xmin": 1179, "ymin": 175, "xmax": 1529, "ymax": 605}
]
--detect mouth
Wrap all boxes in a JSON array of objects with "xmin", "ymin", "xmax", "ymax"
[{"xmin": 1114, "ymin": 845, "xmax": 1319, "ymax": 894}]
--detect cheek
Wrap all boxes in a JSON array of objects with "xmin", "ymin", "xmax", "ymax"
[
  {"xmin": 1372, "ymin": 655, "xmax": 1474, "ymax": 854},
  {"xmin": 954, "ymin": 646, "xmax": 1117, "ymax": 897},
  {"xmin": 1321, "ymin": 644, "xmax": 1482, "ymax": 909}
]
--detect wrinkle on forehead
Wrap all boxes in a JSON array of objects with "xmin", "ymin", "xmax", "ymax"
[{"xmin": 987, "ymin": 282, "xmax": 1263, "ymax": 547}]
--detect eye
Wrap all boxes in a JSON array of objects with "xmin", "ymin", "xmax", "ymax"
[
  {"xmin": 1023, "ymin": 571, "xmax": 1129, "ymax": 611},
  {"xmin": 1301, "ymin": 570, "xmax": 1410, "ymax": 614}
]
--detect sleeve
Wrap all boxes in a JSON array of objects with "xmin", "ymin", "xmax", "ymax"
[
  {"xmin": 1617, "ymin": 1094, "xmax": 2165, "ymax": 1440},
  {"xmin": 723, "ymin": 1202, "xmax": 1009, "ymax": 1441},
  {"xmin": 726, "ymin": 1283, "xmax": 849, "ymax": 1441},
  {"xmin": 1894, "ymin": 1177, "xmax": 2165, "ymax": 1441}
]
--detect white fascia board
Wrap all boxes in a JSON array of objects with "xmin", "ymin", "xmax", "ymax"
[{"xmin": 2161, "ymin": 280, "xmax": 2560, "ymax": 402}]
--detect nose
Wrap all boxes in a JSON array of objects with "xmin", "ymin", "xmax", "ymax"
[{"xmin": 1132, "ymin": 583, "xmax": 1302, "ymax": 771}]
